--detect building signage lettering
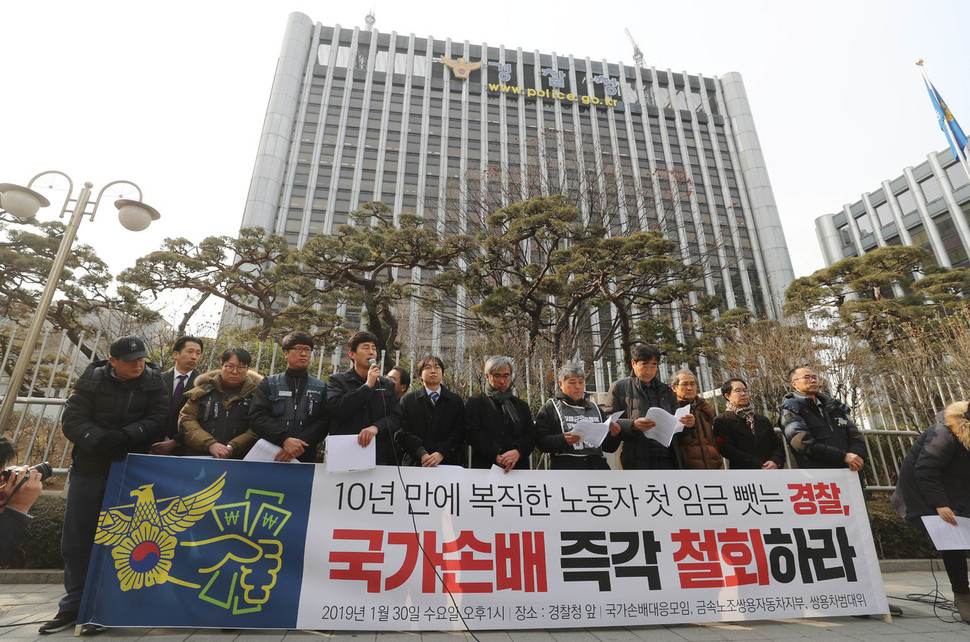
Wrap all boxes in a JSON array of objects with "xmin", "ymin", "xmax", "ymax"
[{"xmin": 488, "ymin": 83, "xmax": 619, "ymax": 107}]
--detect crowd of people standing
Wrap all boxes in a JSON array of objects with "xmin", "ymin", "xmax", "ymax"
[{"xmin": 19, "ymin": 329, "xmax": 970, "ymax": 630}]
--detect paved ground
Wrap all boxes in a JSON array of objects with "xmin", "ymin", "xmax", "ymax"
[{"xmin": 2, "ymin": 569, "xmax": 970, "ymax": 641}]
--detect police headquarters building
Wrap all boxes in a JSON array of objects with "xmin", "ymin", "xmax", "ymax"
[{"xmin": 238, "ymin": 12, "xmax": 795, "ymax": 378}]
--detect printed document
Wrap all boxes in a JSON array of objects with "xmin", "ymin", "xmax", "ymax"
[
  {"xmin": 922, "ymin": 515, "xmax": 970, "ymax": 550},
  {"xmin": 642, "ymin": 405, "xmax": 692, "ymax": 447},
  {"xmin": 570, "ymin": 411, "xmax": 624, "ymax": 448}
]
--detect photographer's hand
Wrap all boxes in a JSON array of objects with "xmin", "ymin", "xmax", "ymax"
[{"xmin": 0, "ymin": 467, "xmax": 42, "ymax": 513}]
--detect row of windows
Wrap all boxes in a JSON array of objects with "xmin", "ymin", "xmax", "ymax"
[
  {"xmin": 316, "ymin": 43, "xmax": 719, "ymax": 116},
  {"xmin": 840, "ymin": 162, "xmax": 970, "ymax": 246}
]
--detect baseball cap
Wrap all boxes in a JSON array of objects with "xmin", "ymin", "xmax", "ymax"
[{"xmin": 110, "ymin": 336, "xmax": 148, "ymax": 362}]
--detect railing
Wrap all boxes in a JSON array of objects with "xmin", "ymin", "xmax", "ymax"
[{"xmin": 0, "ymin": 324, "xmax": 928, "ymax": 488}]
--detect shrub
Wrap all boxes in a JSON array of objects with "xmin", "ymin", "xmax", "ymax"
[
  {"xmin": 867, "ymin": 494, "xmax": 936, "ymax": 559},
  {"xmin": 1, "ymin": 492, "xmax": 65, "ymax": 569}
]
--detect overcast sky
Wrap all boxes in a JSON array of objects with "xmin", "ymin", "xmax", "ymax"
[{"xmin": 2, "ymin": 0, "xmax": 969, "ymax": 326}]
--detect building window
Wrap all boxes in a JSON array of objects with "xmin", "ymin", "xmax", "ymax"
[
  {"xmin": 920, "ymin": 177, "xmax": 942, "ymax": 204},
  {"xmin": 945, "ymin": 162, "xmax": 970, "ymax": 190},
  {"xmin": 895, "ymin": 190, "xmax": 917, "ymax": 215},
  {"xmin": 839, "ymin": 226, "xmax": 853, "ymax": 247},
  {"xmin": 874, "ymin": 202, "xmax": 893, "ymax": 227}
]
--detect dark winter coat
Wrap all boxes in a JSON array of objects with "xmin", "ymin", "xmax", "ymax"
[
  {"xmin": 327, "ymin": 368, "xmax": 402, "ymax": 466},
  {"xmin": 780, "ymin": 390, "xmax": 866, "ymax": 471},
  {"xmin": 892, "ymin": 402, "xmax": 970, "ymax": 526},
  {"xmin": 61, "ymin": 360, "xmax": 168, "ymax": 476},
  {"xmin": 677, "ymin": 397, "xmax": 721, "ymax": 470},
  {"xmin": 465, "ymin": 393, "xmax": 535, "ymax": 470},
  {"xmin": 535, "ymin": 390, "xmax": 620, "ymax": 469},
  {"xmin": 250, "ymin": 369, "xmax": 329, "ymax": 462},
  {"xmin": 395, "ymin": 385, "xmax": 466, "ymax": 466},
  {"xmin": 713, "ymin": 410, "xmax": 786, "ymax": 469},
  {"xmin": 605, "ymin": 376, "xmax": 683, "ymax": 470}
]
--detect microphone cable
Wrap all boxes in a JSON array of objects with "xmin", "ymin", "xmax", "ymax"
[{"xmin": 373, "ymin": 360, "xmax": 482, "ymax": 641}]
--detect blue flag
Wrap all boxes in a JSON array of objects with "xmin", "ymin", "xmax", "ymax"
[{"xmin": 925, "ymin": 78, "xmax": 969, "ymax": 161}]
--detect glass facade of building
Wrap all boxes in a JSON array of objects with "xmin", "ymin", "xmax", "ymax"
[{"xmin": 237, "ymin": 13, "xmax": 795, "ymax": 383}]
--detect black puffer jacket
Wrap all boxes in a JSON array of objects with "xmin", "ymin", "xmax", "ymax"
[
  {"xmin": 780, "ymin": 390, "xmax": 865, "ymax": 470},
  {"xmin": 892, "ymin": 402, "xmax": 970, "ymax": 525},
  {"xmin": 61, "ymin": 360, "xmax": 168, "ymax": 476}
]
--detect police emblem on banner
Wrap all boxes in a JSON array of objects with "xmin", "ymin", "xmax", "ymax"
[{"xmin": 81, "ymin": 456, "xmax": 313, "ymax": 628}]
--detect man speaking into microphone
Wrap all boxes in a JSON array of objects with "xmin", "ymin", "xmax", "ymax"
[{"xmin": 327, "ymin": 331, "xmax": 402, "ymax": 465}]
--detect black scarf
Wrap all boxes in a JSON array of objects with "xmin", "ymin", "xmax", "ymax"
[{"xmin": 484, "ymin": 383, "xmax": 523, "ymax": 437}]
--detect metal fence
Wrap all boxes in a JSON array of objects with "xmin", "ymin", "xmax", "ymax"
[{"xmin": 0, "ymin": 324, "xmax": 926, "ymax": 489}]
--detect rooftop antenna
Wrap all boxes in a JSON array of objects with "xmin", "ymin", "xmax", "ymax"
[
  {"xmin": 625, "ymin": 28, "xmax": 644, "ymax": 67},
  {"xmin": 365, "ymin": 10, "xmax": 375, "ymax": 31}
]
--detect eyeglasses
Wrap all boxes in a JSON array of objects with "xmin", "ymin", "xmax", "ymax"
[
  {"xmin": 222, "ymin": 365, "xmax": 249, "ymax": 373},
  {"xmin": 287, "ymin": 347, "xmax": 312, "ymax": 355},
  {"xmin": 675, "ymin": 381, "xmax": 697, "ymax": 387},
  {"xmin": 794, "ymin": 374, "xmax": 819, "ymax": 382},
  {"xmin": 489, "ymin": 372, "xmax": 512, "ymax": 380},
  {"xmin": 730, "ymin": 388, "xmax": 749, "ymax": 394}
]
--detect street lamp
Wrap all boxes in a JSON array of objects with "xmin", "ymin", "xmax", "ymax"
[{"xmin": 0, "ymin": 171, "xmax": 160, "ymax": 432}]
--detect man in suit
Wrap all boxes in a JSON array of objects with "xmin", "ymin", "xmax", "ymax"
[
  {"xmin": 152, "ymin": 336, "xmax": 203, "ymax": 455},
  {"xmin": 395, "ymin": 355, "xmax": 465, "ymax": 466}
]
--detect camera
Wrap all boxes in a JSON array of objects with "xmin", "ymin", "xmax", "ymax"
[{"xmin": 1, "ymin": 461, "xmax": 53, "ymax": 483}]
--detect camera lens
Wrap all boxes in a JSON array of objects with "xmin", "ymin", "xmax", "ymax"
[{"xmin": 1, "ymin": 461, "xmax": 52, "ymax": 482}]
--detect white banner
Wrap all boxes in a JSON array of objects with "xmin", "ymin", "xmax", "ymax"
[{"xmin": 298, "ymin": 467, "xmax": 888, "ymax": 630}]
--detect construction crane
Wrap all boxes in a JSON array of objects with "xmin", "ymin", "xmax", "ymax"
[{"xmin": 625, "ymin": 28, "xmax": 644, "ymax": 67}]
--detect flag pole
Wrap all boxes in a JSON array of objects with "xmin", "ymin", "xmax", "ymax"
[{"xmin": 918, "ymin": 59, "xmax": 970, "ymax": 183}]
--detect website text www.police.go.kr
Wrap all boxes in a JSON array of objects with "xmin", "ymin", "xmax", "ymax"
[{"xmin": 488, "ymin": 83, "xmax": 619, "ymax": 107}]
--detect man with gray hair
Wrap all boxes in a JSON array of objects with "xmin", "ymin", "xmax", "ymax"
[
  {"xmin": 466, "ymin": 356, "xmax": 536, "ymax": 472},
  {"xmin": 536, "ymin": 363, "xmax": 621, "ymax": 469},
  {"xmin": 671, "ymin": 369, "xmax": 721, "ymax": 470}
]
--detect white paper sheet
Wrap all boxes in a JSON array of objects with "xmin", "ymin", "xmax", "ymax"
[
  {"xmin": 570, "ymin": 411, "xmax": 624, "ymax": 448},
  {"xmin": 921, "ymin": 515, "xmax": 970, "ymax": 550},
  {"xmin": 243, "ymin": 438, "xmax": 300, "ymax": 463},
  {"xmin": 325, "ymin": 434, "xmax": 376, "ymax": 472},
  {"xmin": 489, "ymin": 463, "xmax": 509, "ymax": 478},
  {"xmin": 642, "ymin": 405, "xmax": 691, "ymax": 447}
]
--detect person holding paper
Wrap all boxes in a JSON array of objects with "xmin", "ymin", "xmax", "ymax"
[
  {"xmin": 671, "ymin": 370, "xmax": 721, "ymax": 470},
  {"xmin": 466, "ymin": 356, "xmax": 536, "ymax": 472},
  {"xmin": 536, "ymin": 362, "xmax": 621, "ymax": 469},
  {"xmin": 892, "ymin": 401, "xmax": 970, "ymax": 621},
  {"xmin": 713, "ymin": 378, "xmax": 785, "ymax": 470},
  {"xmin": 249, "ymin": 331, "xmax": 329, "ymax": 463},
  {"xmin": 327, "ymin": 331, "xmax": 403, "ymax": 466},
  {"xmin": 606, "ymin": 343, "xmax": 694, "ymax": 470}
]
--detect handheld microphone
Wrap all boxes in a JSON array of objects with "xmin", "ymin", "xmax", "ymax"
[{"xmin": 368, "ymin": 358, "xmax": 382, "ymax": 390}]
